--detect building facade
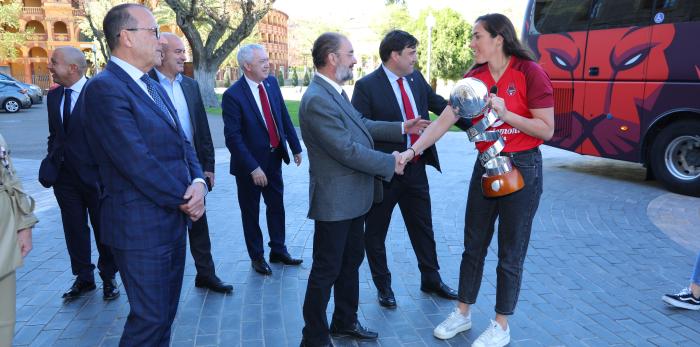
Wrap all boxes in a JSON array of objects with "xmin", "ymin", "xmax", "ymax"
[
  {"xmin": 0, "ymin": 0, "xmax": 93, "ymax": 90},
  {"xmin": 258, "ymin": 8, "xmax": 288, "ymax": 79}
]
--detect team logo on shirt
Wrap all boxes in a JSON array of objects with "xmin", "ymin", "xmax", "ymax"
[{"xmin": 507, "ymin": 83, "xmax": 516, "ymax": 96}]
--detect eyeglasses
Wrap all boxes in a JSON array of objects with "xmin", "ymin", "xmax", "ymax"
[
  {"xmin": 118, "ymin": 27, "xmax": 160, "ymax": 39},
  {"xmin": 333, "ymin": 51, "xmax": 354, "ymax": 58}
]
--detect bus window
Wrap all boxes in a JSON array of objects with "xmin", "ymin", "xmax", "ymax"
[
  {"xmin": 534, "ymin": 0, "xmax": 592, "ymax": 34},
  {"xmin": 589, "ymin": 0, "xmax": 654, "ymax": 30},
  {"xmin": 652, "ymin": 0, "xmax": 695, "ymax": 23}
]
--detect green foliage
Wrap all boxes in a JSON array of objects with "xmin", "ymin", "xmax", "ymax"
[
  {"xmin": 276, "ymin": 68, "xmax": 284, "ymax": 86},
  {"xmin": 0, "ymin": 2, "xmax": 29, "ymax": 61},
  {"xmin": 302, "ymin": 68, "xmax": 310, "ymax": 86},
  {"xmin": 410, "ymin": 8, "xmax": 472, "ymax": 83},
  {"xmin": 371, "ymin": 3, "xmax": 411, "ymax": 38},
  {"xmin": 291, "ymin": 68, "xmax": 299, "ymax": 87}
]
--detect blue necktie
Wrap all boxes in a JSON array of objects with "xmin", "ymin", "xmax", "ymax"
[
  {"xmin": 140, "ymin": 74, "xmax": 174, "ymax": 125},
  {"xmin": 62, "ymin": 88, "xmax": 72, "ymax": 132}
]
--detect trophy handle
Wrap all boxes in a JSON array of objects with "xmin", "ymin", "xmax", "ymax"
[{"xmin": 481, "ymin": 167, "xmax": 525, "ymax": 198}]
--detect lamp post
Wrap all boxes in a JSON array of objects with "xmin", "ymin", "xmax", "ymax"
[{"xmin": 426, "ymin": 13, "xmax": 435, "ymax": 87}]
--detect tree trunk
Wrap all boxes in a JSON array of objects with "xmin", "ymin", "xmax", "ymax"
[{"xmin": 195, "ymin": 65, "xmax": 219, "ymax": 108}]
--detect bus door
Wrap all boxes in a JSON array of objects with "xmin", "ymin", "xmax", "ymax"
[
  {"xmin": 579, "ymin": 0, "xmax": 654, "ymax": 161},
  {"xmin": 530, "ymin": 0, "xmax": 592, "ymax": 155}
]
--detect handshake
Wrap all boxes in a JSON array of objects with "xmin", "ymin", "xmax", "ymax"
[{"xmin": 392, "ymin": 118, "xmax": 431, "ymax": 175}]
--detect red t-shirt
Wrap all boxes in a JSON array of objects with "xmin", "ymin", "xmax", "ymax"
[{"xmin": 464, "ymin": 56, "xmax": 553, "ymax": 153}]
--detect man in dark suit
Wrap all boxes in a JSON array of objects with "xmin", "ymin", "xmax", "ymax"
[
  {"xmin": 299, "ymin": 32, "xmax": 427, "ymax": 346},
  {"xmin": 352, "ymin": 30, "xmax": 465, "ymax": 308},
  {"xmin": 221, "ymin": 44, "xmax": 303, "ymax": 276},
  {"xmin": 41, "ymin": 46, "xmax": 119, "ymax": 301},
  {"xmin": 149, "ymin": 32, "xmax": 232, "ymax": 294},
  {"xmin": 83, "ymin": 4, "xmax": 207, "ymax": 345}
]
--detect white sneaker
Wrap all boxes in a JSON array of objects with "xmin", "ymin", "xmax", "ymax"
[
  {"xmin": 472, "ymin": 320, "xmax": 510, "ymax": 347},
  {"xmin": 433, "ymin": 308, "xmax": 472, "ymax": 340}
]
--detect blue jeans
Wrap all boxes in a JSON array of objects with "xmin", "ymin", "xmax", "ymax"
[
  {"xmin": 692, "ymin": 253, "xmax": 700, "ymax": 286},
  {"xmin": 458, "ymin": 149, "xmax": 543, "ymax": 315}
]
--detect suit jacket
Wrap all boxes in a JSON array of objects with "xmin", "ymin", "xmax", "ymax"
[
  {"xmin": 222, "ymin": 75, "xmax": 302, "ymax": 176},
  {"xmin": 148, "ymin": 70, "xmax": 215, "ymax": 172},
  {"xmin": 299, "ymin": 75, "xmax": 404, "ymax": 222},
  {"xmin": 352, "ymin": 67, "xmax": 470, "ymax": 172},
  {"xmin": 83, "ymin": 60, "xmax": 204, "ymax": 250},
  {"xmin": 39, "ymin": 82, "xmax": 99, "ymax": 188}
]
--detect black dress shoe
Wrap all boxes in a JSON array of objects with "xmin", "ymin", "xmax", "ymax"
[
  {"xmin": 299, "ymin": 337, "xmax": 334, "ymax": 347},
  {"xmin": 62, "ymin": 279, "xmax": 96, "ymax": 300},
  {"xmin": 269, "ymin": 252, "xmax": 303, "ymax": 265},
  {"xmin": 329, "ymin": 321, "xmax": 378, "ymax": 340},
  {"xmin": 420, "ymin": 280, "xmax": 458, "ymax": 300},
  {"xmin": 252, "ymin": 258, "xmax": 272, "ymax": 275},
  {"xmin": 377, "ymin": 288, "xmax": 396, "ymax": 308},
  {"xmin": 102, "ymin": 278, "xmax": 120, "ymax": 301},
  {"xmin": 195, "ymin": 275, "xmax": 233, "ymax": 294}
]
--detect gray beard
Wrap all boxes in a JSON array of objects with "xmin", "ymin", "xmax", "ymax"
[{"xmin": 335, "ymin": 65, "xmax": 353, "ymax": 82}]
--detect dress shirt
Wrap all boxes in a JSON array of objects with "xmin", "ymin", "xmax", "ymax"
[
  {"xmin": 382, "ymin": 65, "xmax": 418, "ymax": 142},
  {"xmin": 244, "ymin": 75, "xmax": 274, "ymax": 130},
  {"xmin": 59, "ymin": 76, "xmax": 87, "ymax": 121},
  {"xmin": 154, "ymin": 69, "xmax": 194, "ymax": 145}
]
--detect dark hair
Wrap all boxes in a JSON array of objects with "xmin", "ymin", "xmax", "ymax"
[
  {"xmin": 312, "ymin": 32, "xmax": 344, "ymax": 69},
  {"xmin": 103, "ymin": 3, "xmax": 143, "ymax": 51},
  {"xmin": 379, "ymin": 30, "xmax": 418, "ymax": 63},
  {"xmin": 475, "ymin": 13, "xmax": 533, "ymax": 61}
]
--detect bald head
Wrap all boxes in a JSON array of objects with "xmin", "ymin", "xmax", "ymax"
[
  {"xmin": 157, "ymin": 32, "xmax": 187, "ymax": 80},
  {"xmin": 48, "ymin": 46, "xmax": 87, "ymax": 87}
]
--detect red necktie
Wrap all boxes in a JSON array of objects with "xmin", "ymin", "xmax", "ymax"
[
  {"xmin": 397, "ymin": 77, "xmax": 420, "ymax": 161},
  {"xmin": 258, "ymin": 84, "xmax": 280, "ymax": 148}
]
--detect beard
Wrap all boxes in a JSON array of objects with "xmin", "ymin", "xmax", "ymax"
[{"xmin": 335, "ymin": 64, "xmax": 353, "ymax": 82}]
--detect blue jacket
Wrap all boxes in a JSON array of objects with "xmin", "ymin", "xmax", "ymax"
[{"xmin": 83, "ymin": 60, "xmax": 203, "ymax": 250}]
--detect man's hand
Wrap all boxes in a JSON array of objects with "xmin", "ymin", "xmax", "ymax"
[
  {"xmin": 294, "ymin": 153, "xmax": 302, "ymax": 166},
  {"xmin": 17, "ymin": 228, "xmax": 33, "ymax": 257},
  {"xmin": 204, "ymin": 171, "xmax": 215, "ymax": 189},
  {"xmin": 392, "ymin": 151, "xmax": 406, "ymax": 175},
  {"xmin": 180, "ymin": 182, "xmax": 206, "ymax": 221},
  {"xmin": 251, "ymin": 167, "xmax": 268, "ymax": 187},
  {"xmin": 404, "ymin": 118, "xmax": 431, "ymax": 135}
]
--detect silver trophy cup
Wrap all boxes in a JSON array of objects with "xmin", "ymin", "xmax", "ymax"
[{"xmin": 450, "ymin": 77, "xmax": 524, "ymax": 197}]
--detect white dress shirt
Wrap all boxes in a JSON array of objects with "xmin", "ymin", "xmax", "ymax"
[
  {"xmin": 59, "ymin": 75, "xmax": 87, "ymax": 121},
  {"xmin": 155, "ymin": 69, "xmax": 194, "ymax": 145},
  {"xmin": 244, "ymin": 75, "xmax": 274, "ymax": 130}
]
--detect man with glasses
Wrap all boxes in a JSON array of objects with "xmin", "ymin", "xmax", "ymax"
[{"xmin": 83, "ymin": 4, "xmax": 207, "ymax": 345}]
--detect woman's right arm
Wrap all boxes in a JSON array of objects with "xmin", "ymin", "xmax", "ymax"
[{"xmin": 400, "ymin": 105, "xmax": 461, "ymax": 163}]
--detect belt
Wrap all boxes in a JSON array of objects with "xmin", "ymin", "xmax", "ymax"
[{"xmin": 500, "ymin": 147, "xmax": 539, "ymax": 158}]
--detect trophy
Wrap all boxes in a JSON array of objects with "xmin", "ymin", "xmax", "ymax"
[{"xmin": 449, "ymin": 77, "xmax": 524, "ymax": 198}]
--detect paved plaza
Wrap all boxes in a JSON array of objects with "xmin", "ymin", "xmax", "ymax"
[{"xmin": 6, "ymin": 107, "xmax": 700, "ymax": 346}]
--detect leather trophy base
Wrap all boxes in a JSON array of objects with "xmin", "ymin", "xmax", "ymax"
[{"xmin": 481, "ymin": 167, "xmax": 525, "ymax": 198}]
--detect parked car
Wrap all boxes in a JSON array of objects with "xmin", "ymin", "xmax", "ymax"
[
  {"xmin": 0, "ymin": 80, "xmax": 32, "ymax": 113},
  {"xmin": 0, "ymin": 72, "xmax": 43, "ymax": 104}
]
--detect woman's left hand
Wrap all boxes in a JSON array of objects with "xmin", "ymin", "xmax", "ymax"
[{"xmin": 489, "ymin": 94, "xmax": 509, "ymax": 122}]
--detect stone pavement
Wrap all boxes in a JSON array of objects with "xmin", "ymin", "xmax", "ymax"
[{"xmin": 9, "ymin": 132, "xmax": 700, "ymax": 347}]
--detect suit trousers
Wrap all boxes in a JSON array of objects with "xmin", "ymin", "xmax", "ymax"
[
  {"xmin": 302, "ymin": 216, "xmax": 365, "ymax": 345},
  {"xmin": 0, "ymin": 271, "xmax": 15, "ymax": 347},
  {"xmin": 54, "ymin": 165, "xmax": 117, "ymax": 282},
  {"xmin": 364, "ymin": 160, "xmax": 441, "ymax": 291},
  {"xmin": 112, "ymin": 234, "xmax": 186, "ymax": 347},
  {"xmin": 235, "ymin": 151, "xmax": 287, "ymax": 260},
  {"xmin": 188, "ymin": 211, "xmax": 216, "ymax": 279}
]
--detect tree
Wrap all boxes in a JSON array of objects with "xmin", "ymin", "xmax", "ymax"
[
  {"xmin": 302, "ymin": 68, "xmax": 310, "ymax": 86},
  {"xmin": 164, "ymin": 0, "xmax": 273, "ymax": 107},
  {"xmin": 291, "ymin": 67, "xmax": 298, "ymax": 87},
  {"xmin": 409, "ymin": 8, "xmax": 472, "ymax": 86},
  {"xmin": 276, "ymin": 67, "xmax": 284, "ymax": 86},
  {"xmin": 0, "ymin": 2, "xmax": 30, "ymax": 61},
  {"xmin": 371, "ymin": 2, "xmax": 411, "ymax": 39}
]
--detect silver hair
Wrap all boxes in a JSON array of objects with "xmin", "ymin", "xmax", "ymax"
[
  {"xmin": 55, "ymin": 46, "xmax": 88, "ymax": 75},
  {"xmin": 237, "ymin": 44, "xmax": 266, "ymax": 67}
]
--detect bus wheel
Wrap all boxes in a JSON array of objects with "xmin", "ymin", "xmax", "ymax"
[{"xmin": 650, "ymin": 120, "xmax": 700, "ymax": 197}]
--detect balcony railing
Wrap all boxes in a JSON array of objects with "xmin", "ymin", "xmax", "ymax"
[
  {"xmin": 27, "ymin": 33, "xmax": 48, "ymax": 41},
  {"xmin": 72, "ymin": 8, "xmax": 85, "ymax": 16},
  {"xmin": 53, "ymin": 33, "xmax": 70, "ymax": 41},
  {"xmin": 22, "ymin": 7, "xmax": 44, "ymax": 16}
]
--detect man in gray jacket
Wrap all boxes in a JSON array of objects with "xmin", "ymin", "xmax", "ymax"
[{"xmin": 299, "ymin": 32, "xmax": 427, "ymax": 346}]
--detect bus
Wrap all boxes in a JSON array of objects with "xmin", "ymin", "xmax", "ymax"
[{"xmin": 522, "ymin": 0, "xmax": 700, "ymax": 196}]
